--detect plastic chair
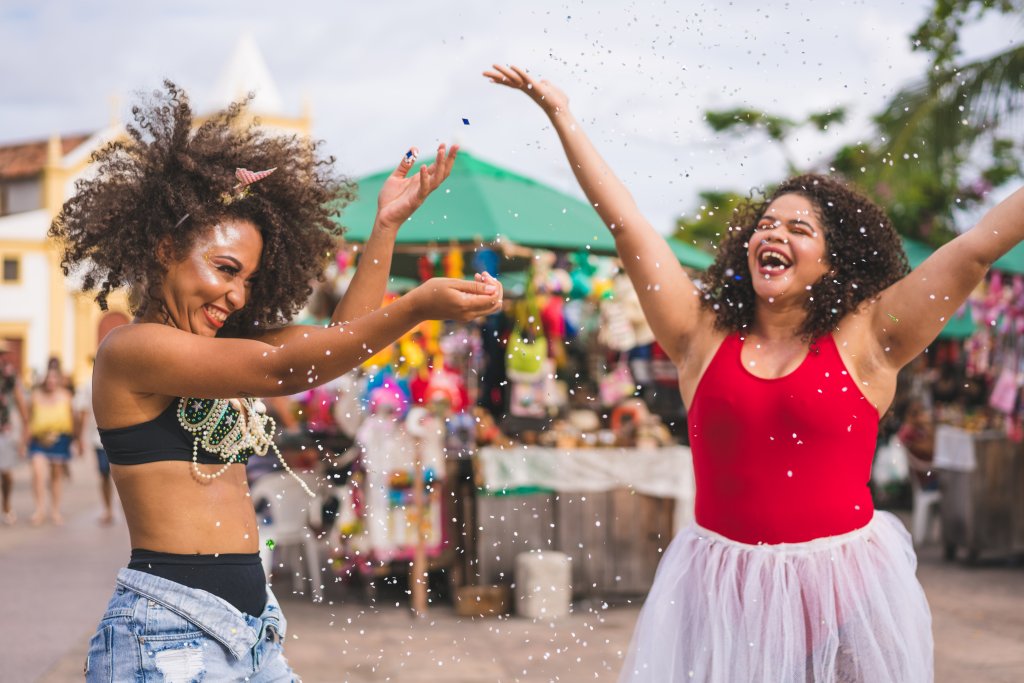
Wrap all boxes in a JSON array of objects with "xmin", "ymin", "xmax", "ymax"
[
  {"xmin": 250, "ymin": 472, "xmax": 323, "ymax": 602},
  {"xmin": 905, "ymin": 452, "xmax": 942, "ymax": 546}
]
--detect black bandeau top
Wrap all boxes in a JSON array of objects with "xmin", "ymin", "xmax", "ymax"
[{"xmin": 98, "ymin": 398, "xmax": 249, "ymax": 466}]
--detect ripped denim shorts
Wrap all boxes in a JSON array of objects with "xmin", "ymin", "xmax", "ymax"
[{"xmin": 85, "ymin": 568, "xmax": 297, "ymax": 682}]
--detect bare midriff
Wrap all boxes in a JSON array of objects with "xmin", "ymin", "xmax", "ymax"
[{"xmin": 111, "ymin": 461, "xmax": 259, "ymax": 554}]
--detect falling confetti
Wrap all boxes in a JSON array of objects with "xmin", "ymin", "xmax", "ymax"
[
  {"xmin": 886, "ymin": 313, "xmax": 899, "ymax": 323},
  {"xmin": 265, "ymin": 539, "xmax": 276, "ymax": 550},
  {"xmin": 462, "ymin": 118, "xmax": 471, "ymax": 125}
]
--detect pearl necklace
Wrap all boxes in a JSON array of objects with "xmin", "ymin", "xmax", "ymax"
[{"xmin": 177, "ymin": 397, "xmax": 314, "ymax": 498}]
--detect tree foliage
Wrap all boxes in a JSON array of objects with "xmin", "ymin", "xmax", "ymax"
[
  {"xmin": 847, "ymin": 0, "xmax": 1024, "ymax": 243},
  {"xmin": 682, "ymin": 0, "xmax": 1023, "ymax": 248},
  {"xmin": 673, "ymin": 190, "xmax": 748, "ymax": 251}
]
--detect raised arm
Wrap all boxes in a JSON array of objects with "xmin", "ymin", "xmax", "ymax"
[
  {"xmin": 332, "ymin": 144, "xmax": 458, "ymax": 322},
  {"xmin": 872, "ymin": 184, "xmax": 1024, "ymax": 368},
  {"xmin": 99, "ymin": 274, "xmax": 502, "ymax": 400},
  {"xmin": 259, "ymin": 145, "xmax": 459, "ymax": 346},
  {"xmin": 485, "ymin": 65, "xmax": 704, "ymax": 363}
]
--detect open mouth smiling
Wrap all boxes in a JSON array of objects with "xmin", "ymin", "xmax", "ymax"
[{"xmin": 757, "ymin": 247, "xmax": 793, "ymax": 275}]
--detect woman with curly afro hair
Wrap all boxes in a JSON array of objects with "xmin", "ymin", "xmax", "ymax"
[
  {"xmin": 489, "ymin": 64, "xmax": 1024, "ymax": 682},
  {"xmin": 58, "ymin": 82, "xmax": 503, "ymax": 682}
]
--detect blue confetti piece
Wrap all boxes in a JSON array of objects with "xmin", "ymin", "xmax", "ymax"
[{"xmin": 462, "ymin": 118, "xmax": 470, "ymax": 125}]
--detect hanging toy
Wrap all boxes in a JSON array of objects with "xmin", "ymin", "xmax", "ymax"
[
  {"xmin": 418, "ymin": 254, "xmax": 434, "ymax": 283},
  {"xmin": 444, "ymin": 246, "xmax": 465, "ymax": 279},
  {"xmin": 472, "ymin": 247, "xmax": 500, "ymax": 278}
]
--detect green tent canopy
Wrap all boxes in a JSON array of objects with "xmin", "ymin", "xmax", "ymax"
[
  {"xmin": 900, "ymin": 237, "xmax": 934, "ymax": 269},
  {"xmin": 667, "ymin": 237, "xmax": 715, "ymax": 270},
  {"xmin": 899, "ymin": 237, "xmax": 980, "ymax": 339},
  {"xmin": 992, "ymin": 242, "xmax": 1024, "ymax": 275},
  {"xmin": 336, "ymin": 150, "xmax": 713, "ymax": 270},
  {"xmin": 902, "ymin": 236, "xmax": 1024, "ymax": 276}
]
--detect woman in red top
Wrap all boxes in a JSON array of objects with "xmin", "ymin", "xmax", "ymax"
[{"xmin": 488, "ymin": 64, "xmax": 1024, "ymax": 682}]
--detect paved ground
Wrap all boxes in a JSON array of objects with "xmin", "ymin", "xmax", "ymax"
[{"xmin": 3, "ymin": 456, "xmax": 1022, "ymax": 682}]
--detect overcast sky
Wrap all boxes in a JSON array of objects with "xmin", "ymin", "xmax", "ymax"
[{"xmin": 2, "ymin": 0, "xmax": 1019, "ymax": 233}]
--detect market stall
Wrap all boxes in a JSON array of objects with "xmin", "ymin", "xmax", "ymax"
[
  {"xmin": 271, "ymin": 149, "xmax": 707, "ymax": 608},
  {"xmin": 934, "ymin": 424, "xmax": 1024, "ymax": 561},
  {"xmin": 475, "ymin": 444, "xmax": 693, "ymax": 596},
  {"xmin": 878, "ymin": 240, "xmax": 1024, "ymax": 561}
]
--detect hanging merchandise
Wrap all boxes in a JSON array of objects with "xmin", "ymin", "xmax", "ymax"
[
  {"xmin": 598, "ymin": 296, "xmax": 637, "ymax": 351},
  {"xmin": 444, "ymin": 245, "xmax": 465, "ymax": 279},
  {"xmin": 367, "ymin": 381, "xmax": 411, "ymax": 419},
  {"xmin": 568, "ymin": 251, "xmax": 595, "ymax": 300},
  {"xmin": 472, "ymin": 246, "xmax": 500, "ymax": 278},
  {"xmin": 540, "ymin": 294, "xmax": 567, "ymax": 368},
  {"xmin": 418, "ymin": 249, "xmax": 442, "ymax": 282},
  {"xmin": 616, "ymin": 273, "xmax": 655, "ymax": 347},
  {"xmin": 509, "ymin": 377, "xmax": 548, "ymax": 418},
  {"xmin": 423, "ymin": 363, "xmax": 468, "ymax": 413},
  {"xmin": 651, "ymin": 342, "xmax": 679, "ymax": 386},
  {"xmin": 506, "ymin": 274, "xmax": 549, "ymax": 384},
  {"xmin": 396, "ymin": 334, "xmax": 427, "ymax": 375},
  {"xmin": 599, "ymin": 354, "xmax": 637, "ymax": 408},
  {"xmin": 332, "ymin": 372, "xmax": 368, "ymax": 439},
  {"xmin": 989, "ymin": 366, "xmax": 1019, "ymax": 415}
]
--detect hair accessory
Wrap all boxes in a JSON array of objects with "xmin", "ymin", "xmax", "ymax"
[
  {"xmin": 173, "ymin": 167, "xmax": 277, "ymax": 228},
  {"xmin": 220, "ymin": 167, "xmax": 277, "ymax": 205}
]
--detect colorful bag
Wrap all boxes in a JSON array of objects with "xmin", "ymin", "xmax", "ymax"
[
  {"xmin": 599, "ymin": 357, "xmax": 636, "ymax": 408},
  {"xmin": 507, "ymin": 325, "xmax": 547, "ymax": 382},
  {"xmin": 506, "ymin": 274, "xmax": 548, "ymax": 383}
]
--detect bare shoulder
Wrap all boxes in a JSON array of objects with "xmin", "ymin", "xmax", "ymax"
[{"xmin": 93, "ymin": 324, "xmax": 172, "ymax": 428}]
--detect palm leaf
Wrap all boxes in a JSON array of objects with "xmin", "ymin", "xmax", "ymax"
[{"xmin": 875, "ymin": 44, "xmax": 1024, "ymax": 179}]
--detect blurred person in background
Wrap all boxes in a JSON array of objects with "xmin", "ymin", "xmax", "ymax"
[
  {"xmin": 898, "ymin": 399, "xmax": 938, "ymax": 491},
  {"xmin": 74, "ymin": 359, "xmax": 115, "ymax": 524},
  {"xmin": 27, "ymin": 366, "xmax": 76, "ymax": 525},
  {"xmin": 0, "ymin": 341, "xmax": 29, "ymax": 524}
]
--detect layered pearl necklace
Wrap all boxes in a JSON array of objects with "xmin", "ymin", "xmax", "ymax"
[{"xmin": 176, "ymin": 396, "xmax": 314, "ymax": 498}]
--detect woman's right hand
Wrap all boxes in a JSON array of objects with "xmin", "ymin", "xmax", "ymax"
[
  {"xmin": 408, "ymin": 273, "xmax": 503, "ymax": 322},
  {"xmin": 483, "ymin": 64, "xmax": 569, "ymax": 117}
]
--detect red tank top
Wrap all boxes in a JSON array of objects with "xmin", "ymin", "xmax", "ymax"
[{"xmin": 687, "ymin": 333, "xmax": 878, "ymax": 544}]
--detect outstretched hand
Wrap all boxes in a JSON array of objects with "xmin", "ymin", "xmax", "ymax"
[
  {"xmin": 483, "ymin": 64, "xmax": 569, "ymax": 117},
  {"xmin": 376, "ymin": 143, "xmax": 459, "ymax": 231},
  {"xmin": 409, "ymin": 272, "xmax": 503, "ymax": 322}
]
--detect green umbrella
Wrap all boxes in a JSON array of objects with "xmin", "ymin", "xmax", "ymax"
[{"xmin": 336, "ymin": 150, "xmax": 713, "ymax": 270}]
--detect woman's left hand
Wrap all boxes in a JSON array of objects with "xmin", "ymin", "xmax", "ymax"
[{"xmin": 376, "ymin": 144, "xmax": 459, "ymax": 232}]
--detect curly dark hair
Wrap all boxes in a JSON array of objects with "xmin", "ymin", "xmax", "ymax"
[
  {"xmin": 50, "ymin": 80, "xmax": 354, "ymax": 337},
  {"xmin": 700, "ymin": 173, "xmax": 909, "ymax": 341}
]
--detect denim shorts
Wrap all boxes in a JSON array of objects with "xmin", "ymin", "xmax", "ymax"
[{"xmin": 85, "ymin": 568, "xmax": 297, "ymax": 682}]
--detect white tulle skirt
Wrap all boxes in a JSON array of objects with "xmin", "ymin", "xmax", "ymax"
[{"xmin": 619, "ymin": 512, "xmax": 933, "ymax": 683}]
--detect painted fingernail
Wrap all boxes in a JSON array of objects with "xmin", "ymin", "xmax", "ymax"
[{"xmin": 484, "ymin": 285, "xmax": 497, "ymax": 294}]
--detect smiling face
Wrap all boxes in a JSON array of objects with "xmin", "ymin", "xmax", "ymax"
[
  {"xmin": 746, "ymin": 193, "xmax": 831, "ymax": 304},
  {"xmin": 157, "ymin": 218, "xmax": 263, "ymax": 336}
]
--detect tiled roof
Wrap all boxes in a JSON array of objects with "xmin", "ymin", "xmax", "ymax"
[{"xmin": 0, "ymin": 134, "xmax": 93, "ymax": 180}]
